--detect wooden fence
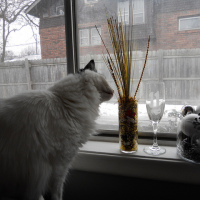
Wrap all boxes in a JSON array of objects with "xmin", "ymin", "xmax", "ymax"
[
  {"xmin": 0, "ymin": 58, "xmax": 67, "ymax": 98},
  {"xmin": 1, "ymin": 49, "xmax": 200, "ymax": 105},
  {"xmin": 80, "ymin": 49, "xmax": 200, "ymax": 105}
]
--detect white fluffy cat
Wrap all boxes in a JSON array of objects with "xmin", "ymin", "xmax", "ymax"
[{"xmin": 0, "ymin": 60, "xmax": 113, "ymax": 200}]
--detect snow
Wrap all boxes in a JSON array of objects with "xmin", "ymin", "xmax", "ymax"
[
  {"xmin": 99, "ymin": 102, "xmax": 183, "ymax": 118},
  {"xmin": 6, "ymin": 54, "xmax": 41, "ymax": 62},
  {"xmin": 96, "ymin": 102, "xmax": 184, "ymax": 133}
]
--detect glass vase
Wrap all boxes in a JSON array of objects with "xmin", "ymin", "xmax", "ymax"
[{"xmin": 119, "ymin": 97, "xmax": 138, "ymax": 153}]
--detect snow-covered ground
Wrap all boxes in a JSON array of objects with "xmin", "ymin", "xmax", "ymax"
[
  {"xmin": 5, "ymin": 55, "xmax": 41, "ymax": 62},
  {"xmin": 96, "ymin": 102, "xmax": 184, "ymax": 133},
  {"xmin": 98, "ymin": 102, "xmax": 183, "ymax": 118}
]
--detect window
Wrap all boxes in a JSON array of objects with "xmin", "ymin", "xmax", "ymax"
[
  {"xmin": 42, "ymin": 0, "xmax": 64, "ymax": 17},
  {"xmin": 43, "ymin": 11, "xmax": 48, "ymax": 18},
  {"xmin": 118, "ymin": 0, "xmax": 144, "ymax": 25},
  {"xmin": 179, "ymin": 16, "xmax": 200, "ymax": 31},
  {"xmin": 80, "ymin": 29, "xmax": 89, "ymax": 46},
  {"xmin": 49, "ymin": 0, "xmax": 64, "ymax": 17},
  {"xmin": 118, "ymin": 1, "xmax": 129, "ymax": 24},
  {"xmin": 133, "ymin": 0, "xmax": 144, "ymax": 24},
  {"xmin": 2, "ymin": 0, "xmax": 200, "ymax": 143},
  {"xmin": 56, "ymin": 6, "xmax": 64, "ymax": 15},
  {"xmin": 76, "ymin": 0, "xmax": 200, "ymax": 139},
  {"xmin": 79, "ymin": 28, "xmax": 101, "ymax": 46}
]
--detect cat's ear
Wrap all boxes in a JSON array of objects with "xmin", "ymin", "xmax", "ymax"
[
  {"xmin": 78, "ymin": 59, "xmax": 97, "ymax": 74},
  {"xmin": 84, "ymin": 60, "xmax": 97, "ymax": 72}
]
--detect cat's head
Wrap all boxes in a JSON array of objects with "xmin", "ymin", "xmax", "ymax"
[{"xmin": 79, "ymin": 60, "xmax": 114, "ymax": 102}]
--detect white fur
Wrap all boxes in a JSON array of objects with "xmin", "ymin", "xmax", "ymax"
[{"xmin": 0, "ymin": 70, "xmax": 113, "ymax": 200}]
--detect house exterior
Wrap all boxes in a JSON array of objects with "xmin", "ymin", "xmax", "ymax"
[{"xmin": 26, "ymin": 0, "xmax": 200, "ymax": 59}]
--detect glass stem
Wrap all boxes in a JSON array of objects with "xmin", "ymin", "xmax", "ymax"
[{"xmin": 152, "ymin": 121, "xmax": 159, "ymax": 148}]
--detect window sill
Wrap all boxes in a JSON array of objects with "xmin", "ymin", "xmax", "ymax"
[{"xmin": 71, "ymin": 141, "xmax": 200, "ymax": 185}]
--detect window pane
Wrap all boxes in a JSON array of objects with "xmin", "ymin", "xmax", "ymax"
[
  {"xmin": 91, "ymin": 28, "xmax": 101, "ymax": 45},
  {"xmin": 80, "ymin": 29, "xmax": 89, "ymax": 37},
  {"xmin": 118, "ymin": 1, "xmax": 129, "ymax": 24},
  {"xmin": 133, "ymin": 0, "xmax": 144, "ymax": 24},
  {"xmin": 179, "ymin": 16, "xmax": 200, "ymax": 31},
  {"xmin": 133, "ymin": 13, "xmax": 144, "ymax": 24},
  {"xmin": 0, "ymin": 0, "xmax": 67, "ymax": 97},
  {"xmin": 77, "ymin": 0, "xmax": 200, "ymax": 136},
  {"xmin": 56, "ymin": 6, "xmax": 65, "ymax": 16},
  {"xmin": 133, "ymin": 0, "xmax": 144, "ymax": 12},
  {"xmin": 50, "ymin": 0, "xmax": 64, "ymax": 16},
  {"xmin": 80, "ymin": 29, "xmax": 89, "ymax": 46}
]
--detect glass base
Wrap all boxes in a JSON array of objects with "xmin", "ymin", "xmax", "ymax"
[
  {"xmin": 143, "ymin": 146, "xmax": 166, "ymax": 156},
  {"xmin": 121, "ymin": 149, "xmax": 137, "ymax": 154}
]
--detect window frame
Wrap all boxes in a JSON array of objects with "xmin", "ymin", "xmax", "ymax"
[
  {"xmin": 64, "ymin": 0, "xmax": 79, "ymax": 73},
  {"xmin": 61, "ymin": 2, "xmax": 200, "ymax": 185},
  {"xmin": 79, "ymin": 29, "xmax": 90, "ymax": 46},
  {"xmin": 72, "ymin": 140, "xmax": 200, "ymax": 185},
  {"xmin": 179, "ymin": 16, "xmax": 200, "ymax": 31},
  {"xmin": 132, "ymin": 0, "xmax": 145, "ymax": 25}
]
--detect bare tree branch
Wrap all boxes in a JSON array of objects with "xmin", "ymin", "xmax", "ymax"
[
  {"xmin": 0, "ymin": 0, "xmax": 38, "ymax": 62},
  {"xmin": 25, "ymin": 14, "xmax": 39, "ymax": 28},
  {"xmin": 5, "ymin": 4, "xmax": 30, "ymax": 24}
]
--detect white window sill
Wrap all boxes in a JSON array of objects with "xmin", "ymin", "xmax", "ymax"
[{"xmin": 71, "ymin": 141, "xmax": 200, "ymax": 185}]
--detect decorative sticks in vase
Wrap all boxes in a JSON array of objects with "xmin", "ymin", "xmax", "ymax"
[{"xmin": 96, "ymin": 10, "xmax": 150, "ymax": 152}]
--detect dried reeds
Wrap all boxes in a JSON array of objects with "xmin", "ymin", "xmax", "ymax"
[{"xmin": 96, "ymin": 10, "xmax": 150, "ymax": 102}]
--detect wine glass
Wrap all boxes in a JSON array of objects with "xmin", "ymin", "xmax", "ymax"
[{"xmin": 144, "ymin": 82, "xmax": 166, "ymax": 156}]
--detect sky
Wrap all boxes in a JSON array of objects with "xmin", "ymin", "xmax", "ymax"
[{"xmin": 6, "ymin": 23, "xmax": 40, "ymax": 56}]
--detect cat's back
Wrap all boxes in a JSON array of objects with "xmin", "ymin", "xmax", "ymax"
[
  {"xmin": 0, "ymin": 90, "xmax": 56, "ymax": 125},
  {"xmin": 0, "ymin": 90, "xmax": 63, "ymax": 149},
  {"xmin": 0, "ymin": 91, "xmax": 60, "ymax": 198}
]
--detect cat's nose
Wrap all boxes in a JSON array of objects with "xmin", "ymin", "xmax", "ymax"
[
  {"xmin": 110, "ymin": 89, "xmax": 114, "ymax": 95},
  {"xmin": 107, "ymin": 88, "xmax": 114, "ymax": 97}
]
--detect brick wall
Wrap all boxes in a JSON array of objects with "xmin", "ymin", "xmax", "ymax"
[
  {"xmin": 39, "ymin": 20, "xmax": 113, "ymax": 59},
  {"xmin": 150, "ymin": 8, "xmax": 200, "ymax": 50},
  {"xmin": 39, "ymin": 5, "xmax": 200, "ymax": 58},
  {"xmin": 78, "ymin": 8, "xmax": 200, "ymax": 54},
  {"xmin": 40, "ymin": 26, "xmax": 66, "ymax": 59}
]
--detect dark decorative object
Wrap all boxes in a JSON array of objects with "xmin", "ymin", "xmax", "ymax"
[
  {"xmin": 119, "ymin": 98, "xmax": 138, "ymax": 153},
  {"xmin": 177, "ymin": 111, "xmax": 200, "ymax": 164},
  {"xmin": 181, "ymin": 105, "xmax": 195, "ymax": 116}
]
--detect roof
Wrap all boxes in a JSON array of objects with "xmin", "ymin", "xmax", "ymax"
[{"xmin": 25, "ymin": 0, "xmax": 41, "ymax": 17}]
